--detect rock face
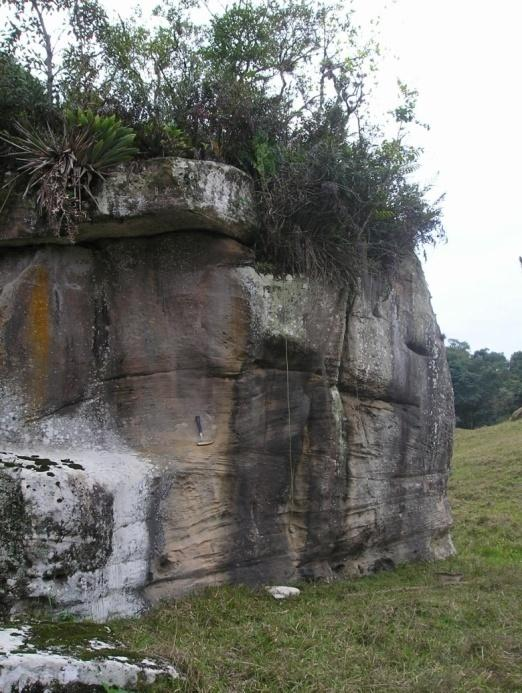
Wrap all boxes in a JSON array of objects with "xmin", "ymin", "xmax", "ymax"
[
  {"xmin": 0, "ymin": 158, "xmax": 455, "ymax": 620},
  {"xmin": 0, "ymin": 623, "xmax": 179, "ymax": 690},
  {"xmin": 511, "ymin": 407, "xmax": 522, "ymax": 421}
]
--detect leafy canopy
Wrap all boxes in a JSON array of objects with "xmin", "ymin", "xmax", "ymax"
[
  {"xmin": 446, "ymin": 340, "xmax": 522, "ymax": 428},
  {"xmin": 0, "ymin": 0, "xmax": 444, "ymax": 281}
]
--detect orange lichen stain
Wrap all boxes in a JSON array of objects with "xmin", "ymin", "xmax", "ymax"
[{"xmin": 27, "ymin": 265, "xmax": 50, "ymax": 406}]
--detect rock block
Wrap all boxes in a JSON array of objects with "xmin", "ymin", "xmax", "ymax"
[
  {"xmin": 0, "ymin": 158, "xmax": 455, "ymax": 619},
  {"xmin": 0, "ymin": 623, "xmax": 179, "ymax": 690}
]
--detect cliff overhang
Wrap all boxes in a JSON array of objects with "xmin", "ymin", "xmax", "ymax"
[{"xmin": 0, "ymin": 157, "xmax": 258, "ymax": 247}]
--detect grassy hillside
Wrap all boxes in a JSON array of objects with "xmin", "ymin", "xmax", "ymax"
[{"xmin": 114, "ymin": 421, "xmax": 522, "ymax": 692}]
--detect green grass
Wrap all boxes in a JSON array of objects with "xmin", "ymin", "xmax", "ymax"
[{"xmin": 113, "ymin": 421, "xmax": 522, "ymax": 692}]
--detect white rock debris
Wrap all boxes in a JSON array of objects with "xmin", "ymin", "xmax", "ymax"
[
  {"xmin": 0, "ymin": 626, "xmax": 179, "ymax": 691},
  {"xmin": 265, "ymin": 586, "xmax": 301, "ymax": 600}
]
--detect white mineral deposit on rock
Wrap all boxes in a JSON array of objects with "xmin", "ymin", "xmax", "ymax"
[{"xmin": 0, "ymin": 626, "xmax": 179, "ymax": 691}]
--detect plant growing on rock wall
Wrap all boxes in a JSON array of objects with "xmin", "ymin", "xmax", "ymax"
[
  {"xmin": 253, "ymin": 134, "xmax": 443, "ymax": 284},
  {"xmin": 0, "ymin": 110, "xmax": 137, "ymax": 234},
  {"xmin": 198, "ymin": 1, "xmax": 444, "ymax": 283},
  {"xmin": 0, "ymin": 0, "xmax": 444, "ymax": 280}
]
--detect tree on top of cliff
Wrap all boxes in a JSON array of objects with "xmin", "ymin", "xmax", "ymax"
[
  {"xmin": 0, "ymin": 52, "xmax": 47, "ymax": 133},
  {"xmin": 0, "ymin": 0, "xmax": 444, "ymax": 283}
]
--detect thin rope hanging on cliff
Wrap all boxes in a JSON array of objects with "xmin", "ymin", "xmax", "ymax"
[{"xmin": 282, "ymin": 289, "xmax": 294, "ymax": 505}]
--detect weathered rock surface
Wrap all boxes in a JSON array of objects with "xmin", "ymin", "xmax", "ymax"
[
  {"xmin": 0, "ymin": 158, "xmax": 455, "ymax": 620},
  {"xmin": 0, "ymin": 450, "xmax": 157, "ymax": 620},
  {"xmin": 0, "ymin": 623, "xmax": 179, "ymax": 691},
  {"xmin": 0, "ymin": 157, "xmax": 257, "ymax": 246},
  {"xmin": 511, "ymin": 407, "xmax": 522, "ymax": 421}
]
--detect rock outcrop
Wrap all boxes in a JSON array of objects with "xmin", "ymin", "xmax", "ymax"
[
  {"xmin": 511, "ymin": 407, "xmax": 522, "ymax": 421},
  {"xmin": 0, "ymin": 158, "xmax": 455, "ymax": 620},
  {"xmin": 0, "ymin": 623, "xmax": 179, "ymax": 690}
]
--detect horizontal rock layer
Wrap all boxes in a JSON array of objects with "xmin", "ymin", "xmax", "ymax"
[
  {"xmin": 0, "ymin": 157, "xmax": 257, "ymax": 246},
  {"xmin": 0, "ymin": 159, "xmax": 454, "ymax": 619}
]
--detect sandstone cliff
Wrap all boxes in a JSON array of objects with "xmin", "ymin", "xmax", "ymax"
[{"xmin": 0, "ymin": 158, "xmax": 455, "ymax": 620}]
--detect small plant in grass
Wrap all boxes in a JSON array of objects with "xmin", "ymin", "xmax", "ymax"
[{"xmin": 0, "ymin": 109, "xmax": 137, "ymax": 236}]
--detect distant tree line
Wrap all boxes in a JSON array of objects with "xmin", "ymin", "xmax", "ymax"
[{"xmin": 446, "ymin": 340, "xmax": 522, "ymax": 429}]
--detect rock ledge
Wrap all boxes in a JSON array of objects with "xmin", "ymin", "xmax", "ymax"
[{"xmin": 0, "ymin": 157, "xmax": 258, "ymax": 246}]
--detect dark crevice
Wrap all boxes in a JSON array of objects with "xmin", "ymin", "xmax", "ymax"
[
  {"xmin": 24, "ymin": 395, "xmax": 99, "ymax": 423},
  {"xmin": 101, "ymin": 367, "xmax": 242, "ymax": 383},
  {"xmin": 76, "ymin": 226, "xmax": 254, "ymax": 252},
  {"xmin": 405, "ymin": 341, "xmax": 430, "ymax": 357}
]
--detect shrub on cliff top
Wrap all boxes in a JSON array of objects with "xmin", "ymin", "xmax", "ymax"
[
  {"xmin": 0, "ymin": 110, "xmax": 137, "ymax": 234},
  {"xmin": 0, "ymin": 0, "xmax": 443, "ymax": 281}
]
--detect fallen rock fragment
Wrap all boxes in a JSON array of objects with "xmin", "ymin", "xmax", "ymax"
[
  {"xmin": 511, "ymin": 406, "xmax": 522, "ymax": 421},
  {"xmin": 265, "ymin": 586, "xmax": 301, "ymax": 600}
]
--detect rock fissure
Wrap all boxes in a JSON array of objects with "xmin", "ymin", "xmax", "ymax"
[{"xmin": 23, "ymin": 396, "xmax": 100, "ymax": 423}]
